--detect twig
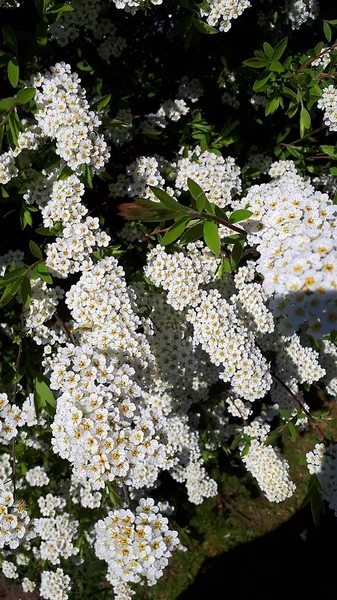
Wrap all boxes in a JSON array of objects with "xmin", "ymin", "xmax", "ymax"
[
  {"xmin": 121, "ymin": 481, "xmax": 130, "ymax": 505},
  {"xmin": 296, "ymin": 44, "xmax": 337, "ymax": 74},
  {"xmin": 272, "ymin": 371, "xmax": 331, "ymax": 443},
  {"xmin": 188, "ymin": 210, "xmax": 247, "ymax": 236},
  {"xmin": 54, "ymin": 312, "xmax": 75, "ymax": 344}
]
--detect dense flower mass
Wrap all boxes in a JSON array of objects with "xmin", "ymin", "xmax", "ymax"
[{"xmin": 2, "ymin": 0, "xmax": 337, "ymax": 597}]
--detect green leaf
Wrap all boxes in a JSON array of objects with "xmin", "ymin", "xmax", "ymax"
[
  {"xmin": 37, "ymin": 262, "xmax": 53, "ymax": 284},
  {"xmin": 265, "ymin": 96, "xmax": 281, "ymax": 116},
  {"xmin": 288, "ymin": 422, "xmax": 296, "ymax": 442},
  {"xmin": 16, "ymin": 87, "xmax": 36, "ymax": 104},
  {"xmin": 194, "ymin": 18, "xmax": 218, "ymax": 34},
  {"xmin": 203, "ymin": 221, "xmax": 220, "ymax": 255},
  {"xmin": 36, "ymin": 22, "xmax": 48, "ymax": 46},
  {"xmin": 279, "ymin": 409, "xmax": 292, "ymax": 419},
  {"xmin": 0, "ymin": 278, "xmax": 22, "ymax": 307},
  {"xmin": 300, "ymin": 106, "xmax": 311, "ymax": 137},
  {"xmin": 263, "ymin": 42, "xmax": 273, "ymax": 59},
  {"xmin": 161, "ymin": 218, "xmax": 190, "ymax": 245},
  {"xmin": 2, "ymin": 25, "xmax": 17, "ymax": 55},
  {"xmin": 150, "ymin": 187, "xmax": 181, "ymax": 211},
  {"xmin": 187, "ymin": 178, "xmax": 207, "ymax": 211},
  {"xmin": 92, "ymin": 95, "xmax": 111, "ymax": 112},
  {"xmin": 272, "ymin": 37, "xmax": 288, "ymax": 61},
  {"xmin": 29, "ymin": 240, "xmax": 43, "ymax": 259},
  {"xmin": 0, "ymin": 97, "xmax": 16, "ymax": 114},
  {"xmin": 34, "ymin": 373, "xmax": 56, "ymax": 411},
  {"xmin": 253, "ymin": 71, "xmax": 271, "ymax": 92},
  {"xmin": 323, "ymin": 21, "xmax": 332, "ymax": 43},
  {"xmin": 320, "ymin": 145, "xmax": 337, "ymax": 158},
  {"xmin": 217, "ymin": 256, "xmax": 231, "ymax": 278},
  {"xmin": 20, "ymin": 276, "xmax": 31, "ymax": 309},
  {"xmin": 265, "ymin": 426, "xmax": 283, "ymax": 446},
  {"xmin": 231, "ymin": 238, "xmax": 244, "ymax": 267},
  {"xmin": 7, "ymin": 59, "xmax": 19, "ymax": 89},
  {"xmin": 82, "ymin": 164, "xmax": 93, "ymax": 190},
  {"xmin": 229, "ymin": 209, "xmax": 252, "ymax": 223},
  {"xmin": 269, "ymin": 60, "xmax": 284, "ymax": 73},
  {"xmin": 20, "ymin": 205, "xmax": 33, "ymax": 229},
  {"xmin": 0, "ymin": 267, "xmax": 27, "ymax": 288},
  {"xmin": 243, "ymin": 58, "xmax": 268, "ymax": 68},
  {"xmin": 179, "ymin": 221, "xmax": 204, "ymax": 245},
  {"xmin": 36, "ymin": 226, "xmax": 61, "ymax": 236}
]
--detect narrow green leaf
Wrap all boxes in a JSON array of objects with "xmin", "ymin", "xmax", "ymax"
[
  {"xmin": 229, "ymin": 209, "xmax": 252, "ymax": 223},
  {"xmin": 323, "ymin": 21, "xmax": 332, "ymax": 43},
  {"xmin": 300, "ymin": 106, "xmax": 311, "ymax": 137},
  {"xmin": 243, "ymin": 58, "xmax": 268, "ymax": 68},
  {"xmin": 0, "ymin": 97, "xmax": 16, "ymax": 114},
  {"xmin": 288, "ymin": 422, "xmax": 296, "ymax": 442},
  {"xmin": 194, "ymin": 18, "xmax": 218, "ymax": 34},
  {"xmin": 36, "ymin": 22, "xmax": 48, "ymax": 46},
  {"xmin": 187, "ymin": 178, "xmax": 207, "ymax": 211},
  {"xmin": 179, "ymin": 221, "xmax": 204, "ymax": 245},
  {"xmin": 2, "ymin": 25, "xmax": 17, "ymax": 55},
  {"xmin": 29, "ymin": 240, "xmax": 43, "ymax": 259},
  {"xmin": 269, "ymin": 60, "xmax": 284, "ymax": 73},
  {"xmin": 231, "ymin": 238, "xmax": 244, "ymax": 267},
  {"xmin": 203, "ymin": 221, "xmax": 220, "ymax": 255},
  {"xmin": 7, "ymin": 59, "xmax": 19, "ymax": 88},
  {"xmin": 320, "ymin": 145, "xmax": 337, "ymax": 158},
  {"xmin": 16, "ymin": 87, "xmax": 36, "ymax": 104},
  {"xmin": 161, "ymin": 218, "xmax": 190, "ymax": 245},
  {"xmin": 272, "ymin": 37, "xmax": 288, "ymax": 61},
  {"xmin": 150, "ymin": 186, "xmax": 181, "ymax": 211},
  {"xmin": 21, "ymin": 276, "xmax": 31, "ymax": 309},
  {"xmin": 279, "ymin": 409, "xmax": 292, "ymax": 419},
  {"xmin": 34, "ymin": 374, "xmax": 56, "ymax": 410},
  {"xmin": 263, "ymin": 42, "xmax": 274, "ymax": 59},
  {"xmin": 92, "ymin": 95, "xmax": 111, "ymax": 112}
]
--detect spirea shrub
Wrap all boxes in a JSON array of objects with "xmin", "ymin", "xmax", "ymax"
[{"xmin": 1, "ymin": 0, "xmax": 337, "ymax": 598}]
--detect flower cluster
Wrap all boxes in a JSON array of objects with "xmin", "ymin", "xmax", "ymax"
[
  {"xmin": 317, "ymin": 84, "xmax": 337, "ymax": 132},
  {"xmin": 232, "ymin": 160, "xmax": 337, "ymax": 337},
  {"xmin": 40, "ymin": 568, "xmax": 71, "ymax": 600},
  {"xmin": 94, "ymin": 498, "xmax": 179, "ymax": 598},
  {"xmin": 287, "ymin": 0, "xmax": 319, "ymax": 29},
  {"xmin": 32, "ymin": 62, "xmax": 110, "ymax": 173},
  {"xmin": 25, "ymin": 466, "xmax": 50, "ymax": 487},
  {"xmin": 200, "ymin": 0, "xmax": 251, "ymax": 32},
  {"xmin": 241, "ymin": 422, "xmax": 296, "ymax": 502},
  {"xmin": 307, "ymin": 443, "xmax": 337, "ymax": 515}
]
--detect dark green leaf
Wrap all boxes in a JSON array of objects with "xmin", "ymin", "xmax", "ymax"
[
  {"xmin": 161, "ymin": 218, "xmax": 190, "ymax": 245},
  {"xmin": 203, "ymin": 221, "xmax": 220, "ymax": 255},
  {"xmin": 187, "ymin": 178, "xmax": 207, "ymax": 211},
  {"xmin": 300, "ymin": 106, "xmax": 311, "ymax": 137},
  {"xmin": 179, "ymin": 221, "xmax": 204, "ymax": 244},
  {"xmin": 16, "ymin": 87, "xmax": 36, "ymax": 104},
  {"xmin": 243, "ymin": 58, "xmax": 268, "ymax": 68},
  {"xmin": 36, "ymin": 22, "xmax": 48, "ymax": 46},
  {"xmin": 0, "ymin": 97, "xmax": 16, "ymax": 114},
  {"xmin": 229, "ymin": 209, "xmax": 252, "ymax": 223},
  {"xmin": 288, "ymin": 422, "xmax": 296, "ymax": 442},
  {"xmin": 2, "ymin": 25, "xmax": 17, "ymax": 55},
  {"xmin": 92, "ymin": 95, "xmax": 111, "ymax": 112},
  {"xmin": 320, "ymin": 145, "xmax": 337, "ymax": 158},
  {"xmin": 272, "ymin": 37, "xmax": 288, "ymax": 61},
  {"xmin": 20, "ymin": 276, "xmax": 31, "ymax": 308},
  {"xmin": 231, "ymin": 238, "xmax": 244, "ymax": 267},
  {"xmin": 263, "ymin": 42, "xmax": 273, "ymax": 59},
  {"xmin": 323, "ymin": 21, "xmax": 332, "ymax": 43},
  {"xmin": 29, "ymin": 240, "xmax": 43, "ymax": 259},
  {"xmin": 194, "ymin": 18, "xmax": 218, "ymax": 34},
  {"xmin": 7, "ymin": 59, "xmax": 19, "ymax": 88}
]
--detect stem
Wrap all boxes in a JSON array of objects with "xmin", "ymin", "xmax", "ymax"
[
  {"xmin": 188, "ymin": 210, "xmax": 247, "ymax": 235},
  {"xmin": 297, "ymin": 43, "xmax": 337, "ymax": 74},
  {"xmin": 280, "ymin": 125, "xmax": 327, "ymax": 147},
  {"xmin": 121, "ymin": 481, "xmax": 130, "ymax": 505},
  {"xmin": 272, "ymin": 372, "xmax": 331, "ymax": 443},
  {"xmin": 54, "ymin": 312, "xmax": 75, "ymax": 344}
]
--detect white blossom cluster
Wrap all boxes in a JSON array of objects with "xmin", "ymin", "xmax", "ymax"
[
  {"xmin": 0, "ymin": 393, "xmax": 26, "ymax": 443},
  {"xmin": 312, "ymin": 48, "xmax": 331, "ymax": 69},
  {"xmin": 2, "ymin": 560, "xmax": 18, "ymax": 579},
  {"xmin": 94, "ymin": 498, "xmax": 179, "ymax": 598},
  {"xmin": 241, "ymin": 421, "xmax": 296, "ymax": 502},
  {"xmin": 38, "ymin": 494, "xmax": 67, "ymax": 517},
  {"xmin": 317, "ymin": 85, "xmax": 337, "ymax": 132},
  {"xmin": 174, "ymin": 146, "xmax": 241, "ymax": 208},
  {"xmin": 287, "ymin": 0, "xmax": 319, "ymax": 29},
  {"xmin": 307, "ymin": 443, "xmax": 337, "ymax": 515},
  {"xmin": 232, "ymin": 160, "xmax": 337, "ymax": 337},
  {"xmin": 32, "ymin": 62, "xmax": 110, "ymax": 173},
  {"xmin": 112, "ymin": 0, "xmax": 162, "ymax": 14},
  {"xmin": 35, "ymin": 512, "xmax": 79, "ymax": 565},
  {"xmin": 0, "ymin": 127, "xmax": 38, "ymax": 185},
  {"xmin": 110, "ymin": 155, "xmax": 166, "ymax": 200},
  {"xmin": 22, "ymin": 578, "xmax": 36, "ymax": 592},
  {"xmin": 200, "ymin": 0, "xmax": 251, "ymax": 32},
  {"xmin": 25, "ymin": 466, "xmax": 50, "ymax": 487},
  {"xmin": 0, "ymin": 455, "xmax": 36, "ymax": 550},
  {"xmin": 50, "ymin": 1, "xmax": 126, "ymax": 61},
  {"xmin": 145, "ymin": 244, "xmax": 273, "ymax": 401},
  {"xmin": 40, "ymin": 568, "xmax": 71, "ymax": 600}
]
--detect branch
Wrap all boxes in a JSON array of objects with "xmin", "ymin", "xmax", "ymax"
[{"xmin": 297, "ymin": 43, "xmax": 337, "ymax": 74}]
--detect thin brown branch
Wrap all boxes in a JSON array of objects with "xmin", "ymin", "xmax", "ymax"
[{"xmin": 297, "ymin": 44, "xmax": 337, "ymax": 74}]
